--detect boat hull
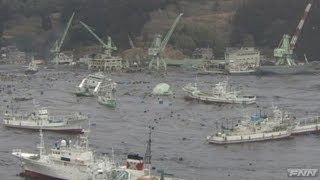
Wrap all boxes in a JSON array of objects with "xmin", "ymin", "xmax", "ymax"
[
  {"xmin": 4, "ymin": 124, "xmax": 83, "ymax": 133},
  {"xmin": 24, "ymin": 170, "xmax": 66, "ymax": 180},
  {"xmin": 25, "ymin": 70, "xmax": 38, "ymax": 75},
  {"xmin": 20, "ymin": 157, "xmax": 86, "ymax": 180},
  {"xmin": 229, "ymin": 70, "xmax": 256, "ymax": 75},
  {"xmin": 292, "ymin": 124, "xmax": 320, "ymax": 134},
  {"xmin": 256, "ymin": 63, "xmax": 320, "ymax": 75},
  {"xmin": 184, "ymin": 95, "xmax": 256, "ymax": 105},
  {"xmin": 207, "ymin": 130, "xmax": 291, "ymax": 144},
  {"xmin": 75, "ymin": 92, "xmax": 94, "ymax": 97}
]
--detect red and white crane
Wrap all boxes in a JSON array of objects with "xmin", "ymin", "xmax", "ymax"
[{"xmin": 290, "ymin": 0, "xmax": 314, "ymax": 50}]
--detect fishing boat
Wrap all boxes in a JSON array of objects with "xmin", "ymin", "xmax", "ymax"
[
  {"xmin": 3, "ymin": 102, "xmax": 87, "ymax": 133},
  {"xmin": 207, "ymin": 107, "xmax": 293, "ymax": 144},
  {"xmin": 98, "ymin": 91, "xmax": 116, "ymax": 108},
  {"xmin": 182, "ymin": 80, "xmax": 256, "ymax": 104}
]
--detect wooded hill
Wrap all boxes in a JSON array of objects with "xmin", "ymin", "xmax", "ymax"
[{"xmin": 0, "ymin": 0, "xmax": 319, "ymax": 60}]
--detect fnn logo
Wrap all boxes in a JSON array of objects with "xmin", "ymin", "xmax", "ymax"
[{"xmin": 287, "ymin": 168, "xmax": 318, "ymax": 177}]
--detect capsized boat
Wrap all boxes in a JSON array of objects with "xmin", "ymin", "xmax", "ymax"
[
  {"xmin": 76, "ymin": 72, "xmax": 116, "ymax": 97},
  {"xmin": 3, "ymin": 102, "xmax": 87, "ymax": 133},
  {"xmin": 12, "ymin": 130, "xmax": 116, "ymax": 180},
  {"xmin": 206, "ymin": 107, "xmax": 293, "ymax": 144},
  {"xmin": 183, "ymin": 80, "xmax": 256, "ymax": 104}
]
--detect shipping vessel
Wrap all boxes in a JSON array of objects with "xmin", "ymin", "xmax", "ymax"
[
  {"xmin": 3, "ymin": 102, "xmax": 87, "ymax": 133},
  {"xmin": 183, "ymin": 80, "xmax": 256, "ymax": 104}
]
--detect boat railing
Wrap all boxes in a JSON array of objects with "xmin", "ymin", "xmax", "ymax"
[
  {"xmin": 297, "ymin": 116, "xmax": 320, "ymax": 125},
  {"xmin": 49, "ymin": 113, "xmax": 87, "ymax": 122}
]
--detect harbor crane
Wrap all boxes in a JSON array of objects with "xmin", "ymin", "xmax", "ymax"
[
  {"xmin": 80, "ymin": 21, "xmax": 117, "ymax": 58},
  {"xmin": 274, "ymin": 0, "xmax": 314, "ymax": 66},
  {"xmin": 148, "ymin": 13, "xmax": 183, "ymax": 72},
  {"xmin": 50, "ymin": 12, "xmax": 75, "ymax": 65}
]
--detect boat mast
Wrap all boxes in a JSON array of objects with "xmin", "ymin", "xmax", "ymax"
[
  {"xmin": 38, "ymin": 128, "xmax": 45, "ymax": 156},
  {"xmin": 144, "ymin": 126, "xmax": 152, "ymax": 176}
]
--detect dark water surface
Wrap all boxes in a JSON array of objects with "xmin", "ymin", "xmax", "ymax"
[{"xmin": 0, "ymin": 65, "xmax": 320, "ymax": 180}]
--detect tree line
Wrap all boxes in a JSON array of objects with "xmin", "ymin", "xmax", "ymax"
[{"xmin": 0, "ymin": 0, "xmax": 319, "ymax": 60}]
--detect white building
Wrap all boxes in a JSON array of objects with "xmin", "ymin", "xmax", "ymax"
[{"xmin": 225, "ymin": 47, "xmax": 260, "ymax": 73}]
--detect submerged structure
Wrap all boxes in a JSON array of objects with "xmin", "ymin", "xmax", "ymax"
[{"xmin": 183, "ymin": 80, "xmax": 256, "ymax": 104}]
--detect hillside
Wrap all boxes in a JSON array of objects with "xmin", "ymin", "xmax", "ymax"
[{"xmin": 0, "ymin": 0, "xmax": 319, "ymax": 60}]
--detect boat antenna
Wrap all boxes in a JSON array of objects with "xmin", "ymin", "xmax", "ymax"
[{"xmin": 144, "ymin": 126, "xmax": 152, "ymax": 176}]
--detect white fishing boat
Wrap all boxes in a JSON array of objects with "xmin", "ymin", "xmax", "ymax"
[
  {"xmin": 3, "ymin": 102, "xmax": 87, "ymax": 133},
  {"xmin": 207, "ymin": 107, "xmax": 293, "ymax": 144},
  {"xmin": 183, "ymin": 80, "xmax": 256, "ymax": 104}
]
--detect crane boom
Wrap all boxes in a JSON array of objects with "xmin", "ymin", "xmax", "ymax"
[
  {"xmin": 290, "ymin": 0, "xmax": 314, "ymax": 50},
  {"xmin": 80, "ymin": 21, "xmax": 108, "ymax": 49},
  {"xmin": 58, "ymin": 12, "xmax": 75, "ymax": 51},
  {"xmin": 159, "ymin": 13, "xmax": 183, "ymax": 53}
]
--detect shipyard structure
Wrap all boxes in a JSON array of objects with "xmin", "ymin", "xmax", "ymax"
[{"xmin": 225, "ymin": 47, "xmax": 260, "ymax": 74}]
